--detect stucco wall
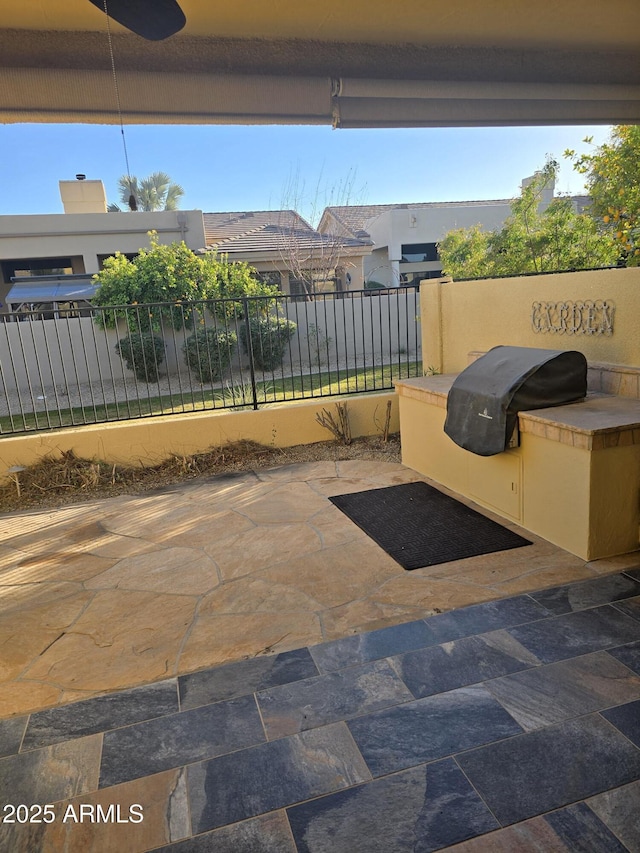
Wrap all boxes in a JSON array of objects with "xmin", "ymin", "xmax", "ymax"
[
  {"xmin": 0, "ymin": 392, "xmax": 398, "ymax": 480},
  {"xmin": 386, "ymin": 203, "xmax": 514, "ymax": 261},
  {"xmin": 363, "ymin": 201, "xmax": 519, "ymax": 286},
  {"xmin": 421, "ymin": 267, "xmax": 640, "ymax": 373},
  {"xmin": 0, "ymin": 210, "xmax": 207, "ymax": 275}
]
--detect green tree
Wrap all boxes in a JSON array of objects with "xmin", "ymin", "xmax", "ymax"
[
  {"xmin": 92, "ymin": 232, "xmax": 279, "ymax": 330},
  {"xmin": 566, "ymin": 126, "xmax": 640, "ymax": 265},
  {"xmin": 436, "ymin": 226, "xmax": 495, "ymax": 280},
  {"xmin": 109, "ymin": 172, "xmax": 185, "ymax": 212},
  {"xmin": 438, "ymin": 160, "xmax": 618, "ymax": 279}
]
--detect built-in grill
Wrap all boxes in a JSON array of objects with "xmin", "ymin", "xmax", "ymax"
[{"xmin": 444, "ymin": 346, "xmax": 588, "ymax": 456}]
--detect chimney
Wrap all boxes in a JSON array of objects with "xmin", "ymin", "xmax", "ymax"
[
  {"xmin": 59, "ymin": 177, "xmax": 108, "ymax": 214},
  {"xmin": 521, "ymin": 171, "xmax": 555, "ymax": 212}
]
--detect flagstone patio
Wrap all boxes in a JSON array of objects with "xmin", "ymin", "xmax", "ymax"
[
  {"xmin": 1, "ymin": 459, "xmax": 638, "ymax": 721},
  {"xmin": 1, "ymin": 458, "xmax": 640, "ymax": 851}
]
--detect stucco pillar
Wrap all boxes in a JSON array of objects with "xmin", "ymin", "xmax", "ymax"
[{"xmin": 420, "ymin": 278, "xmax": 451, "ymax": 374}]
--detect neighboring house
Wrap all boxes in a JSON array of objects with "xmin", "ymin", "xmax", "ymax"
[
  {"xmin": 203, "ymin": 210, "xmax": 372, "ymax": 295},
  {"xmin": 0, "ymin": 179, "xmax": 206, "ymax": 315},
  {"xmin": 0, "ymin": 174, "xmax": 587, "ymax": 311},
  {"xmin": 0, "ymin": 180, "xmax": 372, "ymax": 315},
  {"xmin": 319, "ymin": 174, "xmax": 587, "ymax": 287}
]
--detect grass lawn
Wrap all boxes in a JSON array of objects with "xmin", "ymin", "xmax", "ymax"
[{"xmin": 1, "ymin": 360, "xmax": 422, "ymax": 434}]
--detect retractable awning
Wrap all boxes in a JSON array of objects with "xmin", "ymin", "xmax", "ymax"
[{"xmin": 6, "ymin": 280, "xmax": 98, "ymax": 304}]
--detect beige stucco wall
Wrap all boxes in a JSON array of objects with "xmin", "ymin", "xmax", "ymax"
[
  {"xmin": 518, "ymin": 431, "xmax": 596, "ymax": 559},
  {"xmin": 368, "ymin": 202, "xmax": 514, "ymax": 260},
  {"xmin": 0, "ymin": 210, "xmax": 207, "ymax": 275},
  {"xmin": 421, "ymin": 267, "xmax": 640, "ymax": 373},
  {"xmin": 362, "ymin": 201, "xmax": 518, "ymax": 286},
  {"xmin": 0, "ymin": 392, "xmax": 398, "ymax": 481}
]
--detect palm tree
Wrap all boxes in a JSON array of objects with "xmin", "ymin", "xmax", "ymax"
[{"xmin": 109, "ymin": 172, "xmax": 185, "ymax": 211}]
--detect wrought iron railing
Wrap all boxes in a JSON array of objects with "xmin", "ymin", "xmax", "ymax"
[{"xmin": 0, "ymin": 287, "xmax": 421, "ymax": 434}]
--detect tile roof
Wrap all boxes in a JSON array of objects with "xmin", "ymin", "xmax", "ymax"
[
  {"xmin": 203, "ymin": 210, "xmax": 309, "ymax": 243},
  {"xmin": 324, "ymin": 194, "xmax": 593, "ymax": 237},
  {"xmin": 203, "ymin": 210, "xmax": 371, "ymax": 256},
  {"xmin": 324, "ymin": 200, "xmax": 514, "ymax": 237}
]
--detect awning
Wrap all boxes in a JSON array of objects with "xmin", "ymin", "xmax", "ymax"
[{"xmin": 6, "ymin": 281, "xmax": 98, "ymax": 304}]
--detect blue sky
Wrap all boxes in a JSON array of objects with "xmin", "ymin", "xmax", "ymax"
[{"xmin": 1, "ymin": 123, "xmax": 612, "ymax": 225}]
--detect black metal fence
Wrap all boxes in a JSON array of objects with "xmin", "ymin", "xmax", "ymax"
[{"xmin": 0, "ymin": 287, "xmax": 421, "ymax": 435}]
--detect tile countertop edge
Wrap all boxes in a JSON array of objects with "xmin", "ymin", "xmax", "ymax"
[{"xmin": 395, "ymin": 376, "xmax": 640, "ymax": 448}]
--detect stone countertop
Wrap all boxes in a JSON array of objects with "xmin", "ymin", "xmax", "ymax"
[
  {"xmin": 395, "ymin": 375, "xmax": 640, "ymax": 450},
  {"xmin": 395, "ymin": 375, "xmax": 455, "ymax": 409}
]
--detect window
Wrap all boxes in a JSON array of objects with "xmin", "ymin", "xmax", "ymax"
[
  {"xmin": 400, "ymin": 243, "xmax": 439, "ymax": 263},
  {"xmin": 2, "ymin": 258, "xmax": 74, "ymax": 281}
]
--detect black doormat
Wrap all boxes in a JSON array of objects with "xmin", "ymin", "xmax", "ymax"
[{"xmin": 329, "ymin": 481, "xmax": 532, "ymax": 570}]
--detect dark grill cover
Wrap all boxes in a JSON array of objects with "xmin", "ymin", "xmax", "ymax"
[{"xmin": 444, "ymin": 346, "xmax": 587, "ymax": 456}]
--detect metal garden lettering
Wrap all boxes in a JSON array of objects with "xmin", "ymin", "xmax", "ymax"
[{"xmin": 531, "ymin": 300, "xmax": 615, "ymax": 335}]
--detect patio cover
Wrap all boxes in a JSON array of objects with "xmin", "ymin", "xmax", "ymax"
[
  {"xmin": 1, "ymin": 0, "xmax": 639, "ymax": 127},
  {"xmin": 6, "ymin": 279, "xmax": 98, "ymax": 304}
]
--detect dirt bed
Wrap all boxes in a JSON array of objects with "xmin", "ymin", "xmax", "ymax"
[{"xmin": 0, "ymin": 435, "xmax": 401, "ymax": 515}]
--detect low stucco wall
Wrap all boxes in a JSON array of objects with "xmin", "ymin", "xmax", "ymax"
[
  {"xmin": 421, "ymin": 267, "xmax": 640, "ymax": 373},
  {"xmin": 0, "ymin": 392, "xmax": 398, "ymax": 480}
]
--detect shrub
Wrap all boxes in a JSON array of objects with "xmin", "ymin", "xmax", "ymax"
[
  {"xmin": 183, "ymin": 328, "xmax": 237, "ymax": 383},
  {"xmin": 364, "ymin": 280, "xmax": 388, "ymax": 296},
  {"xmin": 240, "ymin": 315, "xmax": 297, "ymax": 371},
  {"xmin": 93, "ymin": 232, "xmax": 280, "ymax": 331},
  {"xmin": 116, "ymin": 332, "xmax": 165, "ymax": 382}
]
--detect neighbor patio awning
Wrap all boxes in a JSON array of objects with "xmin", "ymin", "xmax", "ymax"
[{"xmin": 6, "ymin": 279, "xmax": 98, "ymax": 304}]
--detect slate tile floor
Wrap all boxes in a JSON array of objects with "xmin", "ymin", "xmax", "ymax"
[{"xmin": 1, "ymin": 572, "xmax": 640, "ymax": 851}]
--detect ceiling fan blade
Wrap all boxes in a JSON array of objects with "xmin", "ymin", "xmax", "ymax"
[{"xmin": 88, "ymin": 0, "xmax": 186, "ymax": 41}]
